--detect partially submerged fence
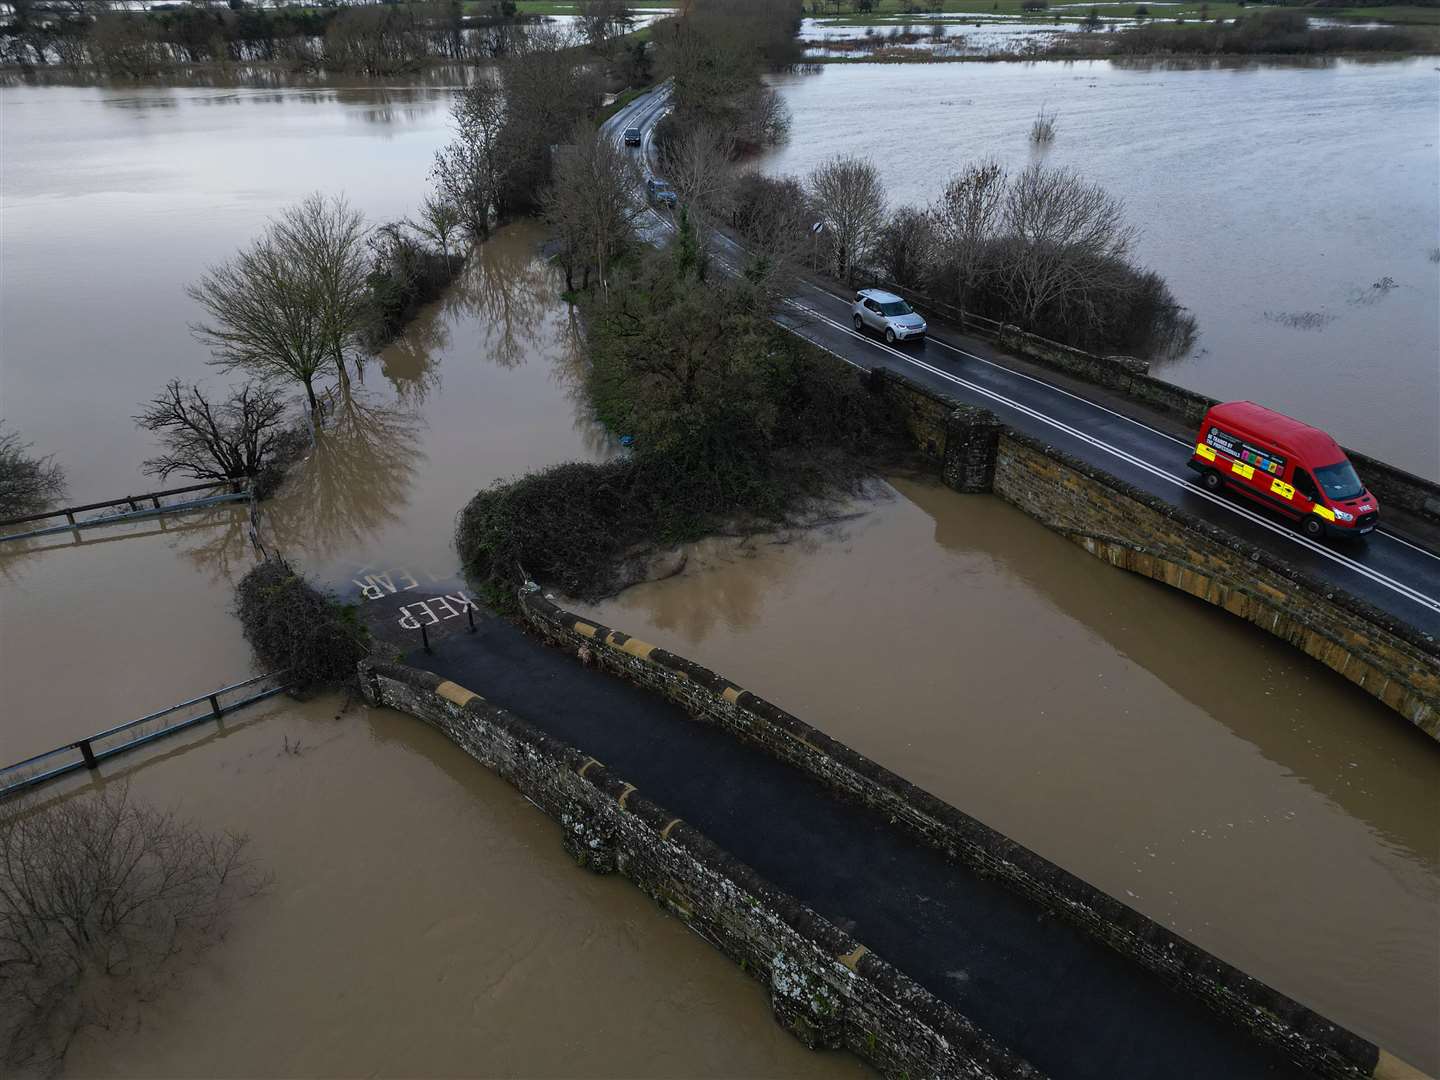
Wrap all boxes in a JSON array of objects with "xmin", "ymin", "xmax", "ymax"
[
  {"xmin": 0, "ymin": 672, "xmax": 288, "ymax": 799},
  {"xmin": 0, "ymin": 480, "xmax": 250, "ymax": 543}
]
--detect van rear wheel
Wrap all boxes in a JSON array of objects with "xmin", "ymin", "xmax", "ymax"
[{"xmin": 1201, "ymin": 469, "xmax": 1224, "ymax": 492}]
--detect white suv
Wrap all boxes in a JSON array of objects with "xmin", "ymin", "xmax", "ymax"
[{"xmin": 852, "ymin": 289, "xmax": 927, "ymax": 345}]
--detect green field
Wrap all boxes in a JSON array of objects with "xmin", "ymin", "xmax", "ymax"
[{"xmin": 808, "ymin": 0, "xmax": 1439, "ymax": 25}]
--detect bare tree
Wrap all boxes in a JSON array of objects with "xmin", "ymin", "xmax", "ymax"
[
  {"xmin": 664, "ymin": 123, "xmax": 739, "ymax": 255},
  {"xmin": 929, "ymin": 159, "xmax": 1007, "ymax": 308},
  {"xmin": 0, "ymin": 425, "xmax": 67, "ymax": 520},
  {"xmin": 1001, "ymin": 163, "xmax": 1138, "ymax": 325},
  {"xmin": 431, "ymin": 71, "xmax": 507, "ymax": 240},
  {"xmin": 807, "ymin": 154, "xmax": 887, "ymax": 284},
  {"xmin": 189, "ymin": 195, "xmax": 369, "ymax": 413},
  {"xmin": 874, "ymin": 205, "xmax": 936, "ymax": 290},
  {"xmin": 0, "ymin": 783, "xmax": 262, "ymax": 1074},
  {"xmin": 542, "ymin": 123, "xmax": 645, "ymax": 293},
  {"xmin": 273, "ymin": 193, "xmax": 371, "ymax": 389},
  {"xmin": 410, "ymin": 194, "xmax": 463, "ymax": 269},
  {"xmin": 134, "ymin": 380, "xmax": 294, "ymax": 488}
]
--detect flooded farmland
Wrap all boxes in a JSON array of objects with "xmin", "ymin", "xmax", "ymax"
[
  {"xmin": 760, "ymin": 58, "xmax": 1440, "ymax": 479},
  {"xmin": 1, "ymin": 70, "xmax": 1437, "ymax": 1076}
]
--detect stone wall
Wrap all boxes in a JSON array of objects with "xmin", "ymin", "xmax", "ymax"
[
  {"xmin": 991, "ymin": 432, "xmax": 1439, "ymax": 736},
  {"xmin": 868, "ymin": 369, "xmax": 1440, "ymax": 737},
  {"xmin": 516, "ymin": 590, "xmax": 1386, "ymax": 1080},
  {"xmin": 357, "ymin": 659, "xmax": 1036, "ymax": 1080}
]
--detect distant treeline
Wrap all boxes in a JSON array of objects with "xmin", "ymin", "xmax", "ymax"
[
  {"xmin": 0, "ymin": 0, "xmax": 636, "ymax": 76},
  {"xmin": 1104, "ymin": 8, "xmax": 1423, "ymax": 54}
]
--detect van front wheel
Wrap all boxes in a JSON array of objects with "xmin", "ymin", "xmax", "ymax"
[
  {"xmin": 1201, "ymin": 469, "xmax": 1224, "ymax": 493},
  {"xmin": 1303, "ymin": 517, "xmax": 1325, "ymax": 540}
]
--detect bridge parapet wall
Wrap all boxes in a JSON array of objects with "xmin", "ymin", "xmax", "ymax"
[
  {"xmin": 356, "ymin": 659, "xmax": 1036, "ymax": 1080},
  {"xmin": 866, "ymin": 366, "xmax": 1440, "ymax": 736},
  {"xmin": 515, "ymin": 590, "xmax": 1385, "ymax": 1079},
  {"xmin": 992, "ymin": 432, "xmax": 1440, "ymax": 735}
]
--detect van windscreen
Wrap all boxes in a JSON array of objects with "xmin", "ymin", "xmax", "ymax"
[{"xmin": 1315, "ymin": 461, "xmax": 1364, "ymax": 501}]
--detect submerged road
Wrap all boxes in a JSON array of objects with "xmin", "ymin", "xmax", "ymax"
[{"xmin": 604, "ymin": 86, "xmax": 1440, "ymax": 640}]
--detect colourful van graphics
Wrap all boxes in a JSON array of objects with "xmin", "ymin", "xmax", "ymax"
[{"xmin": 1187, "ymin": 402, "xmax": 1378, "ymax": 540}]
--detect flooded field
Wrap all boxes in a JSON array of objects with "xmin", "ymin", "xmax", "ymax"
[
  {"xmin": 760, "ymin": 59, "xmax": 1440, "ymax": 479},
  {"xmin": 2, "ymin": 74, "xmax": 1437, "ymax": 1076}
]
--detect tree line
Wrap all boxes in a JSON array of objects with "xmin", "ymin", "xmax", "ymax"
[
  {"xmin": 0, "ymin": 0, "xmax": 647, "ymax": 76},
  {"xmin": 731, "ymin": 155, "xmax": 1193, "ymax": 357}
]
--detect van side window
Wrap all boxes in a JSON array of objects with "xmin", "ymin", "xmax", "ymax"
[{"xmin": 1293, "ymin": 468, "xmax": 1319, "ymax": 502}]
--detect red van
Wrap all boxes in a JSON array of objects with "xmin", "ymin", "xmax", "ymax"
[{"xmin": 1187, "ymin": 401, "xmax": 1378, "ymax": 540}]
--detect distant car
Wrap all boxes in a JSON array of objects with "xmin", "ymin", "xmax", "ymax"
[
  {"xmin": 852, "ymin": 288, "xmax": 926, "ymax": 345},
  {"xmin": 646, "ymin": 177, "xmax": 678, "ymax": 208},
  {"xmin": 623, "ymin": 127, "xmax": 642, "ymax": 147}
]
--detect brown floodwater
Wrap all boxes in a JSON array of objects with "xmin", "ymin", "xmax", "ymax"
[
  {"xmin": 586, "ymin": 478, "xmax": 1440, "ymax": 1070},
  {"xmin": 53, "ymin": 695, "xmax": 867, "ymax": 1080},
  {"xmin": 2, "ymin": 77, "xmax": 1437, "ymax": 1076}
]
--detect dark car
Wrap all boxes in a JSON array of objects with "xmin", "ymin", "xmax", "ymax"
[
  {"xmin": 646, "ymin": 177, "xmax": 678, "ymax": 208},
  {"xmin": 623, "ymin": 127, "xmax": 642, "ymax": 147}
]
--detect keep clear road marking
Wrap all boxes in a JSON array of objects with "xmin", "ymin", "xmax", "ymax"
[{"xmin": 611, "ymin": 88, "xmax": 1440, "ymax": 610}]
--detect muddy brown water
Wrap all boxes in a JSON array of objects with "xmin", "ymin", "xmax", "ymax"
[{"xmin": 1, "ymin": 79, "xmax": 1437, "ymax": 1075}]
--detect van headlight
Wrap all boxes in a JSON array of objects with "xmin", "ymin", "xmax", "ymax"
[{"xmin": 1334, "ymin": 509, "xmax": 1354, "ymax": 522}]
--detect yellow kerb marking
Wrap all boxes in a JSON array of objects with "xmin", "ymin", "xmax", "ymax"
[
  {"xmin": 577, "ymin": 758, "xmax": 602, "ymax": 778},
  {"xmin": 722, "ymin": 686, "xmax": 743, "ymax": 705},
  {"xmin": 574, "ymin": 621, "xmax": 598, "ymax": 639},
  {"xmin": 617, "ymin": 783, "xmax": 637, "ymax": 808},
  {"xmin": 660, "ymin": 818, "xmax": 683, "ymax": 839},
  {"xmin": 1375, "ymin": 1049, "xmax": 1432, "ymax": 1080},
  {"xmin": 620, "ymin": 637, "xmax": 656, "ymax": 661},
  {"xmin": 838, "ymin": 945, "xmax": 868, "ymax": 971},
  {"xmin": 435, "ymin": 681, "xmax": 477, "ymax": 707}
]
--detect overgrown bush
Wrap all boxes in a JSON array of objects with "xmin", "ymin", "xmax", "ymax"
[
  {"xmin": 363, "ymin": 223, "xmax": 462, "ymax": 348},
  {"xmin": 235, "ymin": 557, "xmax": 370, "ymax": 690},
  {"xmin": 456, "ymin": 245, "xmax": 907, "ymax": 602}
]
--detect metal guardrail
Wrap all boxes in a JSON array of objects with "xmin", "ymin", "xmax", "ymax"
[
  {"xmin": 0, "ymin": 480, "xmax": 238, "ymax": 529},
  {"xmin": 0, "ymin": 672, "xmax": 288, "ymax": 800}
]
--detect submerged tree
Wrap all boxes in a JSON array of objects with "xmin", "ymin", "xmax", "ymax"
[
  {"xmin": 134, "ymin": 380, "xmax": 297, "ymax": 491},
  {"xmin": 188, "ymin": 194, "xmax": 369, "ymax": 412},
  {"xmin": 0, "ymin": 783, "xmax": 262, "ymax": 1073},
  {"xmin": 0, "ymin": 424, "xmax": 67, "ymax": 519}
]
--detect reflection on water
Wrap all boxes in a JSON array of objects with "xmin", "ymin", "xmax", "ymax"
[
  {"xmin": 55, "ymin": 694, "xmax": 868, "ymax": 1080},
  {"xmin": 761, "ymin": 59, "xmax": 1440, "ymax": 477},
  {"xmin": 444, "ymin": 225, "xmax": 559, "ymax": 369},
  {"xmin": 266, "ymin": 391, "xmax": 426, "ymax": 562},
  {"xmin": 587, "ymin": 477, "xmax": 1440, "ymax": 1071}
]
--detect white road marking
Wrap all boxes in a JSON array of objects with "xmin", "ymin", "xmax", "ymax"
[{"xmin": 791, "ymin": 301, "xmax": 1440, "ymax": 615}]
